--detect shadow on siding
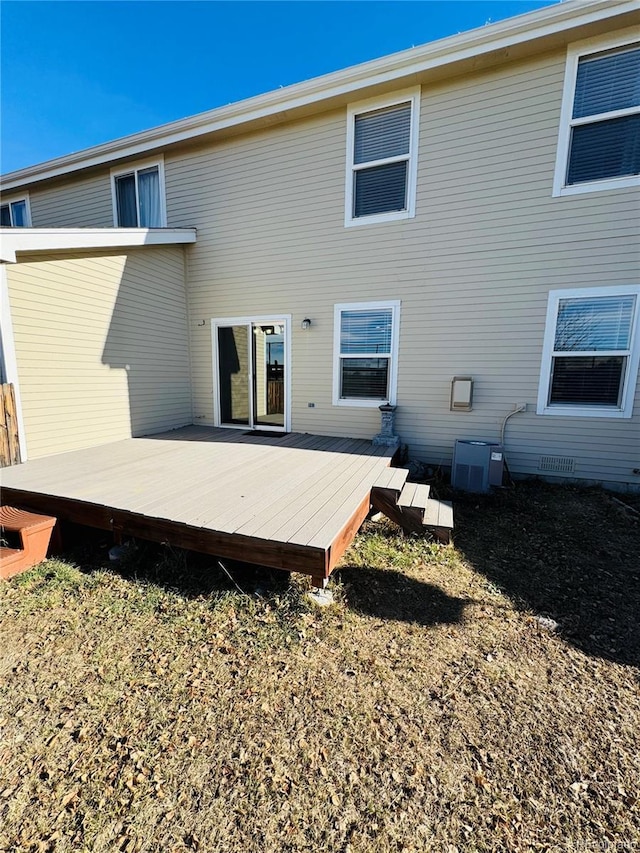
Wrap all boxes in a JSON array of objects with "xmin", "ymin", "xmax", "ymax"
[{"xmin": 101, "ymin": 250, "xmax": 192, "ymax": 437}]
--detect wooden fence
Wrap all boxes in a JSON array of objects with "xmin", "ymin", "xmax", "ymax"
[
  {"xmin": 1, "ymin": 383, "xmax": 21, "ymax": 467},
  {"xmin": 267, "ymin": 380, "xmax": 284, "ymax": 415}
]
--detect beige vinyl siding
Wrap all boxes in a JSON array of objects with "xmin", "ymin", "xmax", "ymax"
[
  {"xmin": 8, "ymin": 40, "xmax": 639, "ymax": 486},
  {"xmin": 29, "ymin": 172, "xmax": 113, "ymax": 227},
  {"xmin": 165, "ymin": 46, "xmax": 639, "ymax": 488},
  {"xmin": 7, "ymin": 246, "xmax": 191, "ymax": 459}
]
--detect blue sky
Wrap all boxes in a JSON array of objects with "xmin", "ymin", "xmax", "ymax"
[{"xmin": 1, "ymin": 0, "xmax": 558, "ymax": 174}]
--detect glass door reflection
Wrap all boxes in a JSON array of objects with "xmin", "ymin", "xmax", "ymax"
[
  {"xmin": 252, "ymin": 323, "xmax": 285, "ymax": 429},
  {"xmin": 216, "ymin": 319, "xmax": 287, "ymax": 430},
  {"xmin": 217, "ymin": 324, "xmax": 250, "ymax": 426}
]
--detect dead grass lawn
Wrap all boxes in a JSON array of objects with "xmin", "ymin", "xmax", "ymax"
[{"xmin": 0, "ymin": 481, "xmax": 638, "ymax": 852}]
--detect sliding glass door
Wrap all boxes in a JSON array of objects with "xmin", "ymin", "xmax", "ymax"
[{"xmin": 214, "ymin": 316, "xmax": 289, "ymax": 431}]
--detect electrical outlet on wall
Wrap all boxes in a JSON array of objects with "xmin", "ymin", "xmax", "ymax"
[{"xmin": 516, "ymin": 403, "xmax": 527, "ymax": 412}]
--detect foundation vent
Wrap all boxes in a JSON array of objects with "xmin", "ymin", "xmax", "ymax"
[{"xmin": 538, "ymin": 456, "xmax": 575, "ymax": 474}]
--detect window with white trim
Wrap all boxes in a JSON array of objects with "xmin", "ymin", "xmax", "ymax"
[
  {"xmin": 0, "ymin": 195, "xmax": 30, "ymax": 227},
  {"xmin": 537, "ymin": 286, "xmax": 640, "ymax": 418},
  {"xmin": 111, "ymin": 159, "xmax": 166, "ymax": 227},
  {"xmin": 345, "ymin": 89, "xmax": 420, "ymax": 226},
  {"xmin": 333, "ymin": 301, "xmax": 400, "ymax": 407},
  {"xmin": 554, "ymin": 36, "xmax": 640, "ymax": 196}
]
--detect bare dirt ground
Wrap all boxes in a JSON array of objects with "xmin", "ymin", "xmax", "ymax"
[{"xmin": 1, "ymin": 480, "xmax": 638, "ymax": 852}]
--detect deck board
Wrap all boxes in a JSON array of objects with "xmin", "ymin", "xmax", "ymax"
[
  {"xmin": 397, "ymin": 482, "xmax": 418, "ymax": 508},
  {"xmin": 216, "ymin": 438, "xmax": 360, "ymax": 536},
  {"xmin": 286, "ymin": 449, "xmax": 389, "ymax": 546},
  {"xmin": 244, "ymin": 442, "xmax": 381, "ymax": 542},
  {"xmin": 192, "ymin": 434, "xmax": 352, "ymax": 531},
  {"xmin": 1, "ymin": 427, "xmax": 396, "ymax": 579}
]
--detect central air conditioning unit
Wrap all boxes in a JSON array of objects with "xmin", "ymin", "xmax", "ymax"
[{"xmin": 451, "ymin": 440, "xmax": 504, "ymax": 493}]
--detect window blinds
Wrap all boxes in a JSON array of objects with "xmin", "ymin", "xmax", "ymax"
[
  {"xmin": 339, "ymin": 308, "xmax": 393, "ymax": 400},
  {"xmin": 354, "ymin": 103, "xmax": 411, "ymax": 163},
  {"xmin": 550, "ymin": 295, "xmax": 635, "ymax": 408},
  {"xmin": 573, "ymin": 45, "xmax": 640, "ymax": 119},
  {"xmin": 568, "ymin": 115, "xmax": 640, "ymax": 184},
  {"xmin": 353, "ymin": 102, "xmax": 411, "ymax": 217},
  {"xmin": 568, "ymin": 44, "xmax": 640, "ymax": 185},
  {"xmin": 554, "ymin": 296, "xmax": 634, "ymax": 352},
  {"xmin": 550, "ymin": 357, "xmax": 624, "ymax": 406},
  {"xmin": 340, "ymin": 309, "xmax": 393, "ymax": 354}
]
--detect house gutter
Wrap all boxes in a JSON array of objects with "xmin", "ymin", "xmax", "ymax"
[{"xmin": 1, "ymin": 0, "xmax": 636, "ymax": 191}]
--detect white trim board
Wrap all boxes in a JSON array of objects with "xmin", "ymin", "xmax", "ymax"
[
  {"xmin": 2, "ymin": 1, "xmax": 636, "ymax": 191},
  {"xmin": 0, "ymin": 227, "xmax": 196, "ymax": 263}
]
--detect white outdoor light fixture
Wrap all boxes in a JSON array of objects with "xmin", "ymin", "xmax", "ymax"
[{"xmin": 301, "ymin": 318, "xmax": 312, "ymax": 330}]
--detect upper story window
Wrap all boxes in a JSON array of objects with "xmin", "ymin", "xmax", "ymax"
[
  {"xmin": 553, "ymin": 34, "xmax": 640, "ymax": 196},
  {"xmin": 345, "ymin": 89, "xmax": 420, "ymax": 227},
  {"xmin": 0, "ymin": 194, "xmax": 31, "ymax": 227},
  {"xmin": 333, "ymin": 301, "xmax": 400, "ymax": 407},
  {"xmin": 537, "ymin": 285, "xmax": 640, "ymax": 419},
  {"xmin": 111, "ymin": 159, "xmax": 166, "ymax": 227}
]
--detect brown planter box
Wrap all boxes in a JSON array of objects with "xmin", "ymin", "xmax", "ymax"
[{"xmin": 0, "ymin": 506, "xmax": 56, "ymax": 580}]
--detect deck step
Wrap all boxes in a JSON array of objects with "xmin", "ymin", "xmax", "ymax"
[
  {"xmin": 398, "ymin": 482, "xmax": 430, "ymax": 509},
  {"xmin": 423, "ymin": 499, "xmax": 454, "ymax": 544},
  {"xmin": 372, "ymin": 466, "xmax": 409, "ymax": 493},
  {"xmin": 0, "ymin": 506, "xmax": 56, "ymax": 580},
  {"xmin": 370, "ymin": 468, "xmax": 454, "ymax": 542}
]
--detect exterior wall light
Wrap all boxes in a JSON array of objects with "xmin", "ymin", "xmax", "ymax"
[{"xmin": 301, "ymin": 318, "xmax": 312, "ymax": 330}]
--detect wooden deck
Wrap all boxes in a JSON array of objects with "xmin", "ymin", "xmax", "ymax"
[{"xmin": 0, "ymin": 427, "xmax": 395, "ymax": 585}]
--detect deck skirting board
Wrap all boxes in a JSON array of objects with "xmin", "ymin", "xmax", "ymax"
[{"xmin": 1, "ymin": 488, "xmax": 328, "ymax": 575}]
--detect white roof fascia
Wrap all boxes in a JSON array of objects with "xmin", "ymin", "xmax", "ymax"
[
  {"xmin": 1, "ymin": 0, "xmax": 636, "ymax": 191},
  {"xmin": 0, "ymin": 227, "xmax": 197, "ymax": 263}
]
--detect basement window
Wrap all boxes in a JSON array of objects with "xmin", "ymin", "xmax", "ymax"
[
  {"xmin": 111, "ymin": 159, "xmax": 166, "ymax": 227},
  {"xmin": 333, "ymin": 301, "xmax": 400, "ymax": 407},
  {"xmin": 345, "ymin": 89, "xmax": 420, "ymax": 226},
  {"xmin": 553, "ymin": 35, "xmax": 640, "ymax": 196},
  {"xmin": 537, "ymin": 285, "xmax": 640, "ymax": 418}
]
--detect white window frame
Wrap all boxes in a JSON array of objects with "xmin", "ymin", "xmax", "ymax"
[
  {"xmin": 0, "ymin": 192, "xmax": 31, "ymax": 227},
  {"xmin": 110, "ymin": 156, "xmax": 167, "ymax": 227},
  {"xmin": 537, "ymin": 285, "xmax": 640, "ymax": 419},
  {"xmin": 553, "ymin": 30, "xmax": 640, "ymax": 198},
  {"xmin": 344, "ymin": 88, "xmax": 420, "ymax": 227},
  {"xmin": 333, "ymin": 300, "xmax": 401, "ymax": 407}
]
